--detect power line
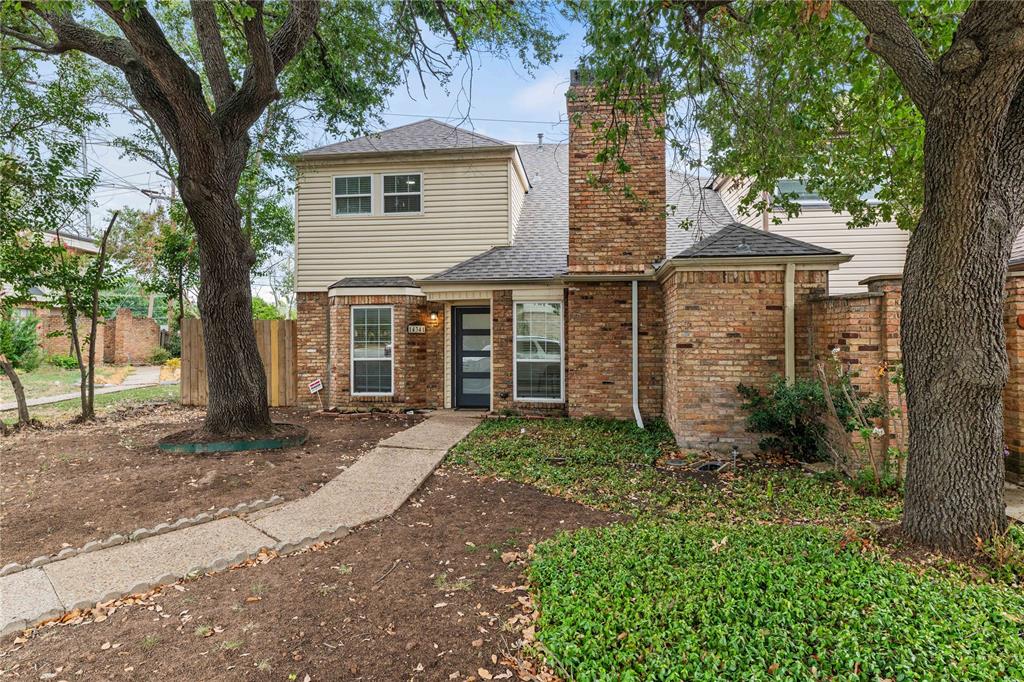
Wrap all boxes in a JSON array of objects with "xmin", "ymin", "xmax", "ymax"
[{"xmin": 379, "ymin": 111, "xmax": 566, "ymax": 126}]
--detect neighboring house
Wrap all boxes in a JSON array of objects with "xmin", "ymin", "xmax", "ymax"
[
  {"xmin": 292, "ymin": 69, "xmax": 882, "ymax": 451},
  {"xmin": 715, "ymin": 174, "xmax": 1024, "ymax": 294}
]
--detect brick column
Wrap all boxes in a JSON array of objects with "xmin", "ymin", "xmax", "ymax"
[
  {"xmin": 296, "ymin": 292, "xmax": 329, "ymax": 406},
  {"xmin": 1004, "ymin": 272, "xmax": 1024, "ymax": 483},
  {"xmin": 862, "ymin": 275, "xmax": 906, "ymax": 451}
]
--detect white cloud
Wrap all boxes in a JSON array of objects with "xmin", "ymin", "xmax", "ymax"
[{"xmin": 511, "ymin": 72, "xmax": 569, "ymax": 119}]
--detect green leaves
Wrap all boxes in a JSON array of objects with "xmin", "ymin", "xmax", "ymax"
[
  {"xmin": 529, "ymin": 522, "xmax": 1024, "ymax": 680},
  {"xmin": 571, "ymin": 0, "xmax": 969, "ymax": 231}
]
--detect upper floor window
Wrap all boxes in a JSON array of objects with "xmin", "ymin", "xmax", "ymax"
[
  {"xmin": 383, "ymin": 174, "xmax": 421, "ymax": 214},
  {"xmin": 334, "ymin": 175, "xmax": 372, "ymax": 215},
  {"xmin": 777, "ymin": 178, "xmax": 879, "ymax": 206}
]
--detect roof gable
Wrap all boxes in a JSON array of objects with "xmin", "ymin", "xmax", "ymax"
[
  {"xmin": 672, "ymin": 222, "xmax": 840, "ymax": 259},
  {"xmin": 300, "ymin": 119, "xmax": 511, "ymax": 157}
]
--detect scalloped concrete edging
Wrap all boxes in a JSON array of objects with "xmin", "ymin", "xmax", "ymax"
[
  {"xmin": 0, "ymin": 496, "xmax": 283, "ymax": 579},
  {"xmin": 0, "ymin": 411, "xmax": 481, "ymax": 639}
]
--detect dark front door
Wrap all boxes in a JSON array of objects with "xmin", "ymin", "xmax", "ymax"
[{"xmin": 453, "ymin": 306, "xmax": 491, "ymax": 408}]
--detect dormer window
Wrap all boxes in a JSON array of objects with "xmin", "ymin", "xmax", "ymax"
[
  {"xmin": 383, "ymin": 174, "xmax": 421, "ymax": 214},
  {"xmin": 334, "ymin": 175, "xmax": 372, "ymax": 215}
]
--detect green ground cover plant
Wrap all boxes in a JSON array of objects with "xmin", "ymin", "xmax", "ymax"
[
  {"xmin": 448, "ymin": 418, "xmax": 901, "ymax": 526},
  {"xmin": 529, "ymin": 522, "xmax": 1024, "ymax": 681}
]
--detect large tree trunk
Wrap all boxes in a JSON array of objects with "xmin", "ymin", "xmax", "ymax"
[
  {"xmin": 179, "ymin": 146, "xmax": 271, "ymax": 437},
  {"xmin": 899, "ymin": 94, "xmax": 1022, "ymax": 553}
]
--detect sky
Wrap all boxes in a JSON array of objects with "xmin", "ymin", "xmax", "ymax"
[{"xmin": 84, "ymin": 17, "xmax": 588, "ymax": 225}]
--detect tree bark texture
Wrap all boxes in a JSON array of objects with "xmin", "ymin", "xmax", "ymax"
[
  {"xmin": 897, "ymin": 5, "xmax": 1024, "ymax": 551},
  {"xmin": 179, "ymin": 138, "xmax": 271, "ymax": 436},
  {"xmin": 0, "ymin": 355, "xmax": 31, "ymax": 425}
]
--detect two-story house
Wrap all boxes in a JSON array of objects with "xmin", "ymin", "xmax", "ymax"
[{"xmin": 293, "ymin": 70, "xmax": 868, "ymax": 450}]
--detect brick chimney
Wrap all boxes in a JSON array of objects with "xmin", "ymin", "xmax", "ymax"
[{"xmin": 567, "ymin": 69, "xmax": 666, "ymax": 274}]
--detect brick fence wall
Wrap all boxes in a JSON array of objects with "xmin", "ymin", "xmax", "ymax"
[
  {"xmin": 808, "ymin": 274, "xmax": 1023, "ymax": 482},
  {"xmin": 103, "ymin": 308, "xmax": 160, "ymax": 365},
  {"xmin": 296, "ymin": 292, "xmax": 330, "ymax": 407}
]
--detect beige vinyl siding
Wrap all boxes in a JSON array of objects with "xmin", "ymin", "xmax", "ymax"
[
  {"xmin": 295, "ymin": 151, "xmax": 514, "ymax": 291},
  {"xmin": 508, "ymin": 158, "xmax": 526, "ymax": 243},
  {"xmin": 717, "ymin": 176, "xmax": 909, "ymax": 294},
  {"xmin": 769, "ymin": 209, "xmax": 909, "ymax": 294},
  {"xmin": 716, "ymin": 177, "xmax": 759, "ymax": 227}
]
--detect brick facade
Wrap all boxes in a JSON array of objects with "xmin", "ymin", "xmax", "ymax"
[
  {"xmin": 806, "ymin": 273, "xmax": 1024, "ymax": 482},
  {"xmin": 565, "ymin": 281, "xmax": 663, "ymax": 420},
  {"xmin": 325, "ymin": 294, "xmax": 444, "ymax": 411},
  {"xmin": 566, "ymin": 82, "xmax": 665, "ymax": 274},
  {"xmin": 103, "ymin": 308, "xmax": 160, "ymax": 365},
  {"xmin": 296, "ymin": 292, "xmax": 330, "ymax": 406},
  {"xmin": 662, "ymin": 268, "xmax": 827, "ymax": 450},
  {"xmin": 1002, "ymin": 274, "xmax": 1024, "ymax": 482}
]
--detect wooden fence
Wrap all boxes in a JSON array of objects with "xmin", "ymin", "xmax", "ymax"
[{"xmin": 180, "ymin": 318, "xmax": 298, "ymax": 407}]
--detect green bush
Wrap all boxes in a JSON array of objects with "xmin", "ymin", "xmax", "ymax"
[
  {"xmin": 251, "ymin": 297, "xmax": 282, "ymax": 320},
  {"xmin": 0, "ymin": 315, "xmax": 42, "ymax": 371},
  {"xmin": 47, "ymin": 354, "xmax": 79, "ymax": 370},
  {"xmin": 529, "ymin": 522, "xmax": 1024, "ymax": 680},
  {"xmin": 149, "ymin": 347, "xmax": 172, "ymax": 364},
  {"xmin": 737, "ymin": 377, "xmax": 838, "ymax": 461}
]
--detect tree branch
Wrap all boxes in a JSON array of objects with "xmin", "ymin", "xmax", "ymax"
[
  {"xmin": 216, "ymin": 0, "xmax": 319, "ymax": 137},
  {"xmin": 190, "ymin": 0, "xmax": 236, "ymax": 107},
  {"xmin": 841, "ymin": 0, "xmax": 938, "ymax": 116}
]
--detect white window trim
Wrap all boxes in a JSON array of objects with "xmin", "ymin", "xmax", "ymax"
[
  {"xmin": 512, "ymin": 300, "xmax": 564, "ymax": 403},
  {"xmin": 350, "ymin": 304, "xmax": 395, "ymax": 397},
  {"xmin": 333, "ymin": 174, "xmax": 373, "ymax": 217},
  {"xmin": 382, "ymin": 172, "xmax": 423, "ymax": 216}
]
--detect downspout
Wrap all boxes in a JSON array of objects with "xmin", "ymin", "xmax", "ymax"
[
  {"xmin": 631, "ymin": 279, "xmax": 645, "ymax": 429},
  {"xmin": 784, "ymin": 263, "xmax": 796, "ymax": 384}
]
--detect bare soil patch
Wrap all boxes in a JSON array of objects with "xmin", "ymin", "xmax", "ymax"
[
  {"xmin": 0, "ymin": 405, "xmax": 421, "ymax": 566},
  {"xmin": 0, "ymin": 473, "xmax": 613, "ymax": 681}
]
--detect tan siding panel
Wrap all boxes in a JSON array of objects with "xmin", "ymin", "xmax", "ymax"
[
  {"xmin": 769, "ymin": 209, "xmax": 909, "ymax": 294},
  {"xmin": 295, "ymin": 154, "xmax": 513, "ymax": 290}
]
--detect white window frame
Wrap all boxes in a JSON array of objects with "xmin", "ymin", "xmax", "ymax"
[
  {"xmin": 382, "ymin": 172, "xmax": 423, "ymax": 215},
  {"xmin": 333, "ymin": 174, "xmax": 373, "ymax": 217},
  {"xmin": 512, "ymin": 300, "xmax": 564, "ymax": 403},
  {"xmin": 350, "ymin": 304, "xmax": 394, "ymax": 396}
]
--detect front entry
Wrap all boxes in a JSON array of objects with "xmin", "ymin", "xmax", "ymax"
[{"xmin": 453, "ymin": 306, "xmax": 491, "ymax": 408}]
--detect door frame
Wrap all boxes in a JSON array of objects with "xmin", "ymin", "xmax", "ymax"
[{"xmin": 452, "ymin": 305, "xmax": 491, "ymax": 409}]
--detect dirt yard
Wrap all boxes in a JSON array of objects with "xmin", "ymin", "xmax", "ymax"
[
  {"xmin": 0, "ymin": 405, "xmax": 422, "ymax": 566},
  {"xmin": 0, "ymin": 472, "xmax": 613, "ymax": 681}
]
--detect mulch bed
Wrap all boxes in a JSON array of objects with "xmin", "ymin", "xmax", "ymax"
[
  {"xmin": 0, "ymin": 472, "xmax": 614, "ymax": 681},
  {"xmin": 0, "ymin": 405, "xmax": 422, "ymax": 566}
]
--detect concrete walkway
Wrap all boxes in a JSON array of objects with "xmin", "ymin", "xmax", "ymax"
[
  {"xmin": 0, "ymin": 410, "xmax": 479, "ymax": 637},
  {"xmin": 0, "ymin": 365, "xmax": 166, "ymax": 411}
]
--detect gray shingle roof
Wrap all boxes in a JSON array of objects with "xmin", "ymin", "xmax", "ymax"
[
  {"xmin": 300, "ymin": 119, "xmax": 511, "ymax": 157},
  {"xmin": 329, "ymin": 276, "xmax": 418, "ymax": 289},
  {"xmin": 424, "ymin": 143, "xmax": 741, "ymax": 282},
  {"xmin": 673, "ymin": 222, "xmax": 841, "ymax": 259}
]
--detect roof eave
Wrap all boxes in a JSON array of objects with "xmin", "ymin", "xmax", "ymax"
[
  {"xmin": 291, "ymin": 144, "xmax": 517, "ymax": 165},
  {"xmin": 656, "ymin": 253, "xmax": 852, "ymax": 280}
]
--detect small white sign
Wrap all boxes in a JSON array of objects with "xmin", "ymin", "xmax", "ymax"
[
  {"xmin": 308, "ymin": 378, "xmax": 323, "ymax": 394},
  {"xmin": 408, "ymin": 324, "xmax": 426, "ymax": 334}
]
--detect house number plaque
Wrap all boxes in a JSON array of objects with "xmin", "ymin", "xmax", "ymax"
[{"xmin": 408, "ymin": 324, "xmax": 426, "ymax": 334}]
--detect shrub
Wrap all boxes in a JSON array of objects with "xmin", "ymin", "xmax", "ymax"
[
  {"xmin": 164, "ymin": 357, "xmax": 181, "ymax": 370},
  {"xmin": 979, "ymin": 524, "xmax": 1024, "ymax": 585},
  {"xmin": 737, "ymin": 377, "xmax": 840, "ymax": 461},
  {"xmin": 47, "ymin": 353, "xmax": 79, "ymax": 370},
  {"xmin": 251, "ymin": 297, "xmax": 282, "ymax": 320},
  {"xmin": 0, "ymin": 315, "xmax": 42, "ymax": 371},
  {"xmin": 165, "ymin": 331, "xmax": 181, "ymax": 357},
  {"xmin": 149, "ymin": 347, "xmax": 172, "ymax": 365},
  {"xmin": 529, "ymin": 522, "xmax": 1024, "ymax": 680}
]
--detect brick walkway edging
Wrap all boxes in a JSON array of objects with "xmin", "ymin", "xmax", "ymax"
[{"xmin": 0, "ymin": 411, "xmax": 481, "ymax": 637}]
